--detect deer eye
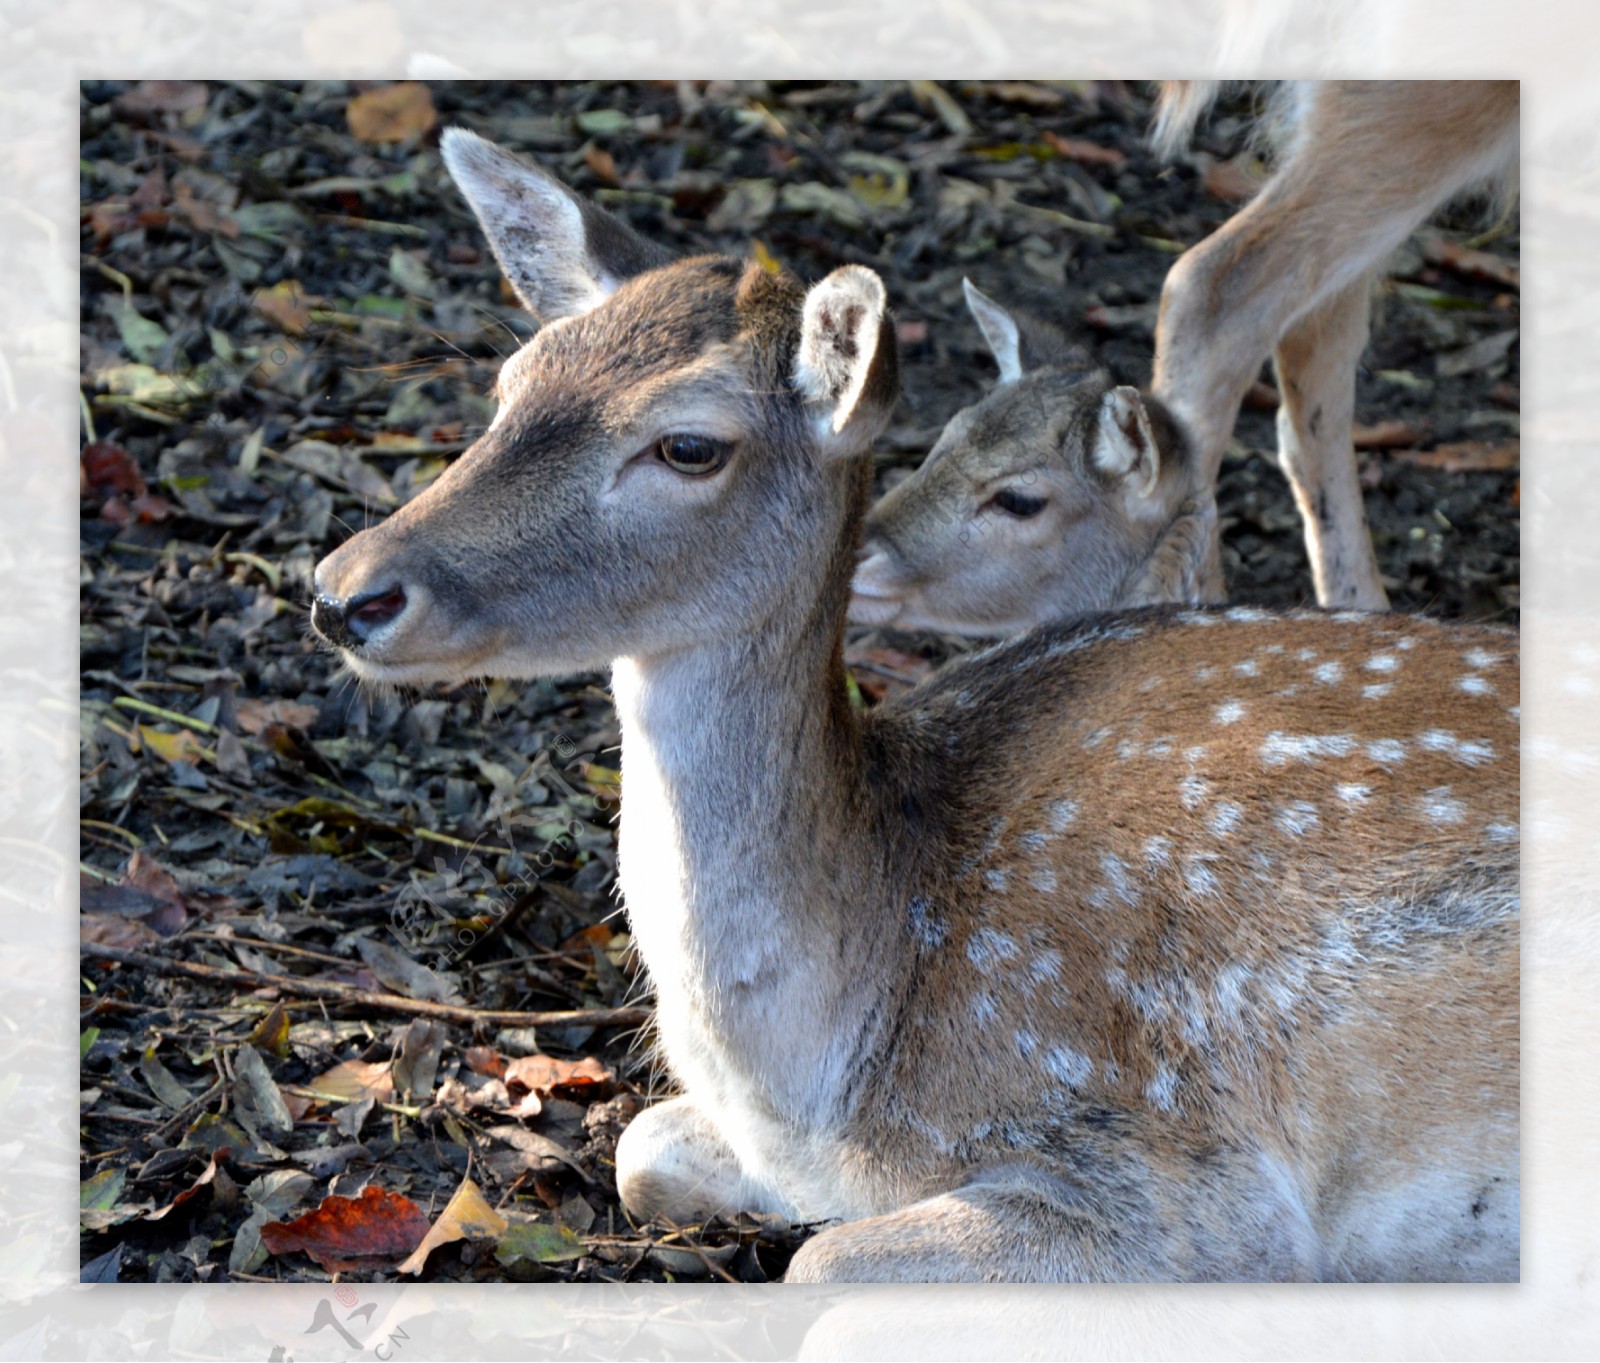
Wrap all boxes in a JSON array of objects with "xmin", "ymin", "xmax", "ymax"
[
  {"xmin": 989, "ymin": 487, "xmax": 1047, "ymax": 518},
  {"xmin": 656, "ymin": 434, "xmax": 732, "ymax": 477}
]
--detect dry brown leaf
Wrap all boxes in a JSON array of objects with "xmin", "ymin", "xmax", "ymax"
[
  {"xmin": 115, "ymin": 81, "xmax": 209, "ymax": 119},
  {"xmin": 252, "ymin": 281, "xmax": 317, "ymax": 336},
  {"xmin": 234, "ymin": 698, "xmax": 321, "ymax": 735},
  {"xmin": 397, "ymin": 1176, "xmax": 509, "ymax": 1275},
  {"xmin": 307, "ymin": 1058, "xmax": 395, "ymax": 1107},
  {"xmin": 505, "ymin": 1054, "xmax": 618, "ymax": 1104},
  {"xmin": 1040, "ymin": 131, "xmax": 1126, "ymax": 168},
  {"xmin": 1421, "ymin": 237, "xmax": 1520, "ymax": 291},
  {"xmin": 347, "ymin": 83, "xmax": 437, "ymax": 143}
]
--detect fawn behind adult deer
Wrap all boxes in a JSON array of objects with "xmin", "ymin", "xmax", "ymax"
[
  {"xmin": 852, "ymin": 81, "xmax": 1518, "ymax": 632},
  {"xmin": 311, "ymin": 130, "xmax": 1519, "ymax": 1282}
]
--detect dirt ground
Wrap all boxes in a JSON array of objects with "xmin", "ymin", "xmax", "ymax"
[{"xmin": 78, "ymin": 79, "xmax": 1519, "ymax": 1284}]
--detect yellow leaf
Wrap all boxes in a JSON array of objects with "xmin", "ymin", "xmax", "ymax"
[
  {"xmin": 347, "ymin": 83, "xmax": 437, "ymax": 144},
  {"xmin": 397, "ymin": 1177, "xmax": 508, "ymax": 1275},
  {"xmin": 751, "ymin": 240, "xmax": 782, "ymax": 276},
  {"xmin": 137, "ymin": 725, "xmax": 210, "ymax": 766}
]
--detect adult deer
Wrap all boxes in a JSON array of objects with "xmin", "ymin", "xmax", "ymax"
[
  {"xmin": 311, "ymin": 131, "xmax": 1519, "ymax": 1282},
  {"xmin": 852, "ymin": 81, "xmax": 1518, "ymax": 631}
]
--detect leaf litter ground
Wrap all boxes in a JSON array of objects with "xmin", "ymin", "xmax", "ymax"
[{"xmin": 78, "ymin": 79, "xmax": 1519, "ymax": 1284}]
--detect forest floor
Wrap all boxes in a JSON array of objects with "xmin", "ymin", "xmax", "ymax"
[{"xmin": 78, "ymin": 79, "xmax": 1518, "ymax": 1285}]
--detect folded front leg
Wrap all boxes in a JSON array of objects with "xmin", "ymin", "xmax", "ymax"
[{"xmin": 614, "ymin": 1095, "xmax": 769, "ymax": 1225}]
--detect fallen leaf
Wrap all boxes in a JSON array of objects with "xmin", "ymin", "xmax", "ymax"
[
  {"xmin": 1041, "ymin": 131, "xmax": 1127, "ymax": 168},
  {"xmin": 251, "ymin": 281, "xmax": 317, "ymax": 336},
  {"xmin": 79, "ymin": 913, "xmax": 161, "ymax": 951},
  {"xmin": 140, "ymin": 1046, "xmax": 193, "ymax": 1111},
  {"xmin": 245, "ymin": 1002, "xmax": 292, "ymax": 1059},
  {"xmin": 145, "ymin": 1147, "xmax": 230, "ymax": 1222},
  {"xmin": 391, "ymin": 1019, "xmax": 447, "ymax": 1101},
  {"xmin": 494, "ymin": 1220, "xmax": 586, "ymax": 1268},
  {"xmin": 347, "ymin": 82, "xmax": 437, "ymax": 143},
  {"xmin": 397, "ymin": 1176, "xmax": 509, "ymax": 1275},
  {"xmin": 260, "ymin": 1185, "xmax": 430, "ymax": 1273},
  {"xmin": 910, "ymin": 80, "xmax": 972, "ymax": 136},
  {"xmin": 234, "ymin": 698, "xmax": 321, "ymax": 735},
  {"xmin": 115, "ymin": 81, "xmax": 209, "ymax": 119},
  {"xmin": 505, "ymin": 1053, "xmax": 618, "ymax": 1104},
  {"xmin": 306, "ymin": 1058, "xmax": 395, "ymax": 1107},
  {"xmin": 137, "ymin": 724, "xmax": 210, "ymax": 767},
  {"xmin": 465, "ymin": 1045, "xmax": 507, "ymax": 1080},
  {"xmin": 355, "ymin": 936, "xmax": 464, "ymax": 1004},
  {"xmin": 1436, "ymin": 329, "xmax": 1517, "ymax": 379},
  {"xmin": 81, "ymin": 440, "xmax": 145, "ymax": 499},
  {"xmin": 232, "ymin": 1043, "xmax": 296, "ymax": 1142}
]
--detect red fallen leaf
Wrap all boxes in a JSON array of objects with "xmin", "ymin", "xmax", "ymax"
[
  {"xmin": 81, "ymin": 440, "xmax": 145, "ymax": 499},
  {"xmin": 464, "ymin": 1046, "xmax": 508, "ymax": 1080},
  {"xmin": 128, "ymin": 492, "xmax": 176, "ymax": 523},
  {"xmin": 1040, "ymin": 130, "xmax": 1126, "ymax": 168},
  {"xmin": 1352, "ymin": 419, "xmax": 1429, "ymax": 450},
  {"xmin": 505, "ymin": 1054, "xmax": 618, "ymax": 1104},
  {"xmin": 259, "ymin": 1185, "xmax": 430, "ymax": 1272},
  {"xmin": 558, "ymin": 923, "xmax": 614, "ymax": 955},
  {"xmin": 1393, "ymin": 439, "xmax": 1520, "ymax": 473}
]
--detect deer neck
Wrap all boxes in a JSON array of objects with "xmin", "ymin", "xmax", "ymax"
[{"xmin": 608, "ymin": 473, "xmax": 894, "ymax": 1118}]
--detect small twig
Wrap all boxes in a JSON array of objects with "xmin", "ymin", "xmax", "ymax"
[{"xmin": 81, "ymin": 942, "xmax": 654, "ymax": 1030}]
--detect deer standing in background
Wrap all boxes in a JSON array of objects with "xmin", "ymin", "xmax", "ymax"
[
  {"xmin": 853, "ymin": 81, "xmax": 1518, "ymax": 632},
  {"xmin": 312, "ymin": 132, "xmax": 1519, "ymax": 1282}
]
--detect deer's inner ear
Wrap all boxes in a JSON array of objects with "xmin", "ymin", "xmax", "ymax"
[{"xmin": 440, "ymin": 127, "xmax": 672, "ymax": 322}]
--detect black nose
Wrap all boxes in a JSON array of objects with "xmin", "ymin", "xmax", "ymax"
[{"xmin": 311, "ymin": 585, "xmax": 407, "ymax": 649}]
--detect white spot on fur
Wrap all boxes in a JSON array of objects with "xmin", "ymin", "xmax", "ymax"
[
  {"xmin": 1296, "ymin": 648, "xmax": 1318, "ymax": 663},
  {"xmin": 1418, "ymin": 730, "xmax": 1496, "ymax": 766},
  {"xmin": 1485, "ymin": 821, "xmax": 1518, "ymax": 843},
  {"xmin": 1336, "ymin": 783, "xmax": 1370, "ymax": 805},
  {"xmin": 1365, "ymin": 738, "xmax": 1407, "ymax": 766},
  {"xmin": 967, "ymin": 927, "xmax": 1018, "ymax": 970},
  {"xmin": 984, "ymin": 867, "xmax": 1009, "ymax": 892},
  {"xmin": 971, "ymin": 990, "xmax": 998, "ymax": 1026},
  {"xmin": 1146, "ymin": 737, "xmax": 1174, "ymax": 758},
  {"xmin": 1419, "ymin": 787, "xmax": 1466, "ymax": 825},
  {"xmin": 1083, "ymin": 726, "xmax": 1114, "ymax": 749},
  {"xmin": 1234, "ymin": 659, "xmax": 1260, "ymax": 677},
  {"xmin": 1459, "ymin": 675, "xmax": 1494, "ymax": 696},
  {"xmin": 1043, "ymin": 1046, "xmax": 1093, "ymax": 1087},
  {"xmin": 1029, "ymin": 867, "xmax": 1057, "ymax": 894},
  {"xmin": 1019, "ymin": 829, "xmax": 1049, "ymax": 853},
  {"xmin": 1101, "ymin": 853, "xmax": 1135, "ymax": 905},
  {"xmin": 1214, "ymin": 700, "xmax": 1245, "ymax": 725},
  {"xmin": 1260, "ymin": 732, "xmax": 1357, "ymax": 766},
  {"xmin": 1029, "ymin": 950, "xmax": 1063, "ymax": 984},
  {"xmin": 1362, "ymin": 683, "xmax": 1392, "ymax": 700},
  {"xmin": 1508, "ymin": 705, "xmax": 1521, "ymax": 722},
  {"xmin": 1014, "ymin": 1028, "xmax": 1039, "ymax": 1059},
  {"xmin": 1313, "ymin": 661, "xmax": 1344, "ymax": 684},
  {"xmin": 1396, "ymin": 637, "xmax": 1417, "ymax": 650},
  {"xmin": 1180, "ymin": 611, "xmax": 1219, "ymax": 627},
  {"xmin": 1183, "ymin": 854, "xmax": 1219, "ymax": 898},
  {"xmin": 1116, "ymin": 739, "xmax": 1141, "ymax": 760},
  {"xmin": 1277, "ymin": 801, "xmax": 1319, "ymax": 837},
  {"xmin": 1145, "ymin": 1062, "xmax": 1180, "ymax": 1113},
  {"xmin": 1226, "ymin": 606, "xmax": 1271, "ymax": 623},
  {"xmin": 1049, "ymin": 799, "xmax": 1079, "ymax": 832},
  {"xmin": 1464, "ymin": 648, "xmax": 1501, "ymax": 669},
  {"xmin": 1194, "ymin": 664, "xmax": 1216, "ymax": 682},
  {"xmin": 1365, "ymin": 653, "xmax": 1399, "ymax": 673},
  {"xmin": 1208, "ymin": 801, "xmax": 1244, "ymax": 837},
  {"xmin": 1214, "ymin": 960, "xmax": 1252, "ymax": 1015},
  {"xmin": 1143, "ymin": 835, "xmax": 1173, "ymax": 868},
  {"xmin": 1179, "ymin": 773, "xmax": 1210, "ymax": 810}
]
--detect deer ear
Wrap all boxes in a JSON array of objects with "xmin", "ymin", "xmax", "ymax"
[
  {"xmin": 795, "ymin": 266, "xmax": 899, "ymax": 460},
  {"xmin": 441, "ymin": 127, "xmax": 672, "ymax": 322},
  {"xmin": 963, "ymin": 278, "xmax": 1024, "ymax": 385},
  {"xmin": 1091, "ymin": 386, "xmax": 1165, "ymax": 511}
]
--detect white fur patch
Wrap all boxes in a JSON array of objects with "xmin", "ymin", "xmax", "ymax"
[{"xmin": 1214, "ymin": 699, "xmax": 1246, "ymax": 725}]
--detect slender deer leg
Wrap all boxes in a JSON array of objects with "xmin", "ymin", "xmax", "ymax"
[
  {"xmin": 614, "ymin": 1095, "xmax": 757, "ymax": 1224},
  {"xmin": 1272, "ymin": 277, "xmax": 1388, "ymax": 609},
  {"xmin": 787, "ymin": 1159, "xmax": 1321, "ymax": 1283}
]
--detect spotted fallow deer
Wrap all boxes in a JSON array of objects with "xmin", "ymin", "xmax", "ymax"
[
  {"xmin": 311, "ymin": 130, "xmax": 1519, "ymax": 1282},
  {"xmin": 850, "ymin": 280, "xmax": 1213, "ymax": 635},
  {"xmin": 853, "ymin": 81, "xmax": 1518, "ymax": 632}
]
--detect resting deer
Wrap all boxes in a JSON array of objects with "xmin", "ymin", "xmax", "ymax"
[
  {"xmin": 311, "ymin": 131, "xmax": 1519, "ymax": 1282},
  {"xmin": 851, "ymin": 280, "xmax": 1214, "ymax": 635},
  {"xmin": 854, "ymin": 81, "xmax": 1519, "ymax": 631}
]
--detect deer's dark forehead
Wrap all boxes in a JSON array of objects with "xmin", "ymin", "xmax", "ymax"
[{"xmin": 513, "ymin": 256, "xmax": 803, "ymax": 403}]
